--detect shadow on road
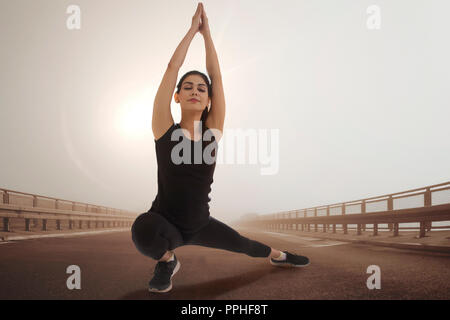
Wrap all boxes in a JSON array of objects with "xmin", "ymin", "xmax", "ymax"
[{"xmin": 120, "ymin": 266, "xmax": 291, "ymax": 300}]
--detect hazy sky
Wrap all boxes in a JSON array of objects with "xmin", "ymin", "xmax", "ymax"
[{"xmin": 1, "ymin": 0, "xmax": 449, "ymax": 224}]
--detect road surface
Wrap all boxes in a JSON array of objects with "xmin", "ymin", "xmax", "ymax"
[{"xmin": 0, "ymin": 228, "xmax": 449, "ymax": 299}]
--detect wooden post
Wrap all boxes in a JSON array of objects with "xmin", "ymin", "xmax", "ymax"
[
  {"xmin": 323, "ymin": 224, "xmax": 326, "ymax": 232},
  {"xmin": 333, "ymin": 224, "xmax": 336, "ymax": 233},
  {"xmin": 424, "ymin": 188, "xmax": 432, "ymax": 231},
  {"xmin": 424, "ymin": 188, "xmax": 432, "ymax": 207},
  {"xmin": 419, "ymin": 222, "xmax": 426, "ymax": 238},
  {"xmin": 42, "ymin": 219, "xmax": 47, "ymax": 231},
  {"xmin": 388, "ymin": 195, "xmax": 393, "ymax": 231},
  {"xmin": 25, "ymin": 218, "xmax": 31, "ymax": 231},
  {"xmin": 3, "ymin": 191, "xmax": 9, "ymax": 204},
  {"xmin": 393, "ymin": 223, "xmax": 399, "ymax": 237},
  {"xmin": 314, "ymin": 208, "xmax": 318, "ymax": 232},
  {"xmin": 56, "ymin": 220, "xmax": 61, "ymax": 230},
  {"xmin": 327, "ymin": 206, "xmax": 330, "ymax": 233},
  {"xmin": 357, "ymin": 224, "xmax": 362, "ymax": 235},
  {"xmin": 3, "ymin": 217, "xmax": 9, "ymax": 232},
  {"xmin": 361, "ymin": 200, "xmax": 366, "ymax": 231},
  {"xmin": 373, "ymin": 223, "xmax": 378, "ymax": 236},
  {"xmin": 287, "ymin": 213, "xmax": 290, "ymax": 230},
  {"xmin": 342, "ymin": 203, "xmax": 346, "ymax": 234}
]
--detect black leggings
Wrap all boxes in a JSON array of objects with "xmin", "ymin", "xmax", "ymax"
[{"xmin": 131, "ymin": 211, "xmax": 272, "ymax": 260}]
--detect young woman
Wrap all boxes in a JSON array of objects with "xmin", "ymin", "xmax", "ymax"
[{"xmin": 131, "ymin": 3, "xmax": 309, "ymax": 293}]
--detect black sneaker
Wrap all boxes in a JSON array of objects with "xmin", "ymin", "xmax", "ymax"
[
  {"xmin": 148, "ymin": 254, "xmax": 181, "ymax": 293},
  {"xmin": 270, "ymin": 251, "xmax": 310, "ymax": 267}
]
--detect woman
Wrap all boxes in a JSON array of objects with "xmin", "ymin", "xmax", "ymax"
[{"xmin": 131, "ymin": 3, "xmax": 309, "ymax": 293}]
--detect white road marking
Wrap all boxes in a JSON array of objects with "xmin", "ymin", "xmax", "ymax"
[
  {"xmin": 1, "ymin": 228, "xmax": 129, "ymax": 242},
  {"xmin": 307, "ymin": 242, "xmax": 348, "ymax": 247},
  {"xmin": 262, "ymin": 231, "xmax": 322, "ymax": 241},
  {"xmin": 260, "ymin": 231, "xmax": 348, "ymax": 248}
]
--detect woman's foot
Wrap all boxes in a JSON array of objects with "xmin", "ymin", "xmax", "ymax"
[
  {"xmin": 270, "ymin": 251, "xmax": 310, "ymax": 267},
  {"xmin": 148, "ymin": 253, "xmax": 181, "ymax": 293}
]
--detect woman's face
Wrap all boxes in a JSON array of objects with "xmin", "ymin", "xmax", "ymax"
[{"xmin": 176, "ymin": 75, "xmax": 210, "ymax": 113}]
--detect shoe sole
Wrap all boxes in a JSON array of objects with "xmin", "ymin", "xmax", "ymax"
[
  {"xmin": 148, "ymin": 260, "xmax": 181, "ymax": 293},
  {"xmin": 270, "ymin": 259, "xmax": 310, "ymax": 268}
]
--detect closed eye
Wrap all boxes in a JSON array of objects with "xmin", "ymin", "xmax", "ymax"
[{"xmin": 184, "ymin": 87, "xmax": 206, "ymax": 92}]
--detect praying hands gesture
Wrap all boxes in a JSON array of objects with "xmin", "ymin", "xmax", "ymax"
[{"xmin": 190, "ymin": 2, "xmax": 211, "ymax": 38}]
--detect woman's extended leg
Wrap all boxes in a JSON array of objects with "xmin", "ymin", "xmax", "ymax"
[
  {"xmin": 183, "ymin": 216, "xmax": 273, "ymax": 258},
  {"xmin": 183, "ymin": 216, "xmax": 310, "ymax": 267}
]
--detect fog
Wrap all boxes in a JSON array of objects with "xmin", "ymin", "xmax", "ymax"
[{"xmin": 1, "ymin": 0, "xmax": 449, "ymax": 224}]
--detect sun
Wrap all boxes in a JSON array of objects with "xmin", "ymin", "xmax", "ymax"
[{"xmin": 114, "ymin": 87, "xmax": 154, "ymax": 138}]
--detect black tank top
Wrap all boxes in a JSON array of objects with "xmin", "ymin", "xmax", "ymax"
[{"xmin": 149, "ymin": 122, "xmax": 218, "ymax": 234}]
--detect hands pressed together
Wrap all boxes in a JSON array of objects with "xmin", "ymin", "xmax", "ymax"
[{"xmin": 191, "ymin": 2, "xmax": 210, "ymax": 37}]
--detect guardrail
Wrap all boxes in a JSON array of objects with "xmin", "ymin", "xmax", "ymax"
[
  {"xmin": 238, "ymin": 181, "xmax": 450, "ymax": 238},
  {"xmin": 0, "ymin": 188, "xmax": 139, "ymax": 232}
]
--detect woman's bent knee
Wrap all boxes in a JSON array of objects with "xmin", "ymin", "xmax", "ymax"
[
  {"xmin": 131, "ymin": 211, "xmax": 184, "ymax": 260},
  {"xmin": 131, "ymin": 212, "xmax": 163, "ymax": 259}
]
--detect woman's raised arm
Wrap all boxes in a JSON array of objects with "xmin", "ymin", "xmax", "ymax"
[
  {"xmin": 200, "ymin": 4, "xmax": 226, "ymax": 141},
  {"xmin": 152, "ymin": 4, "xmax": 202, "ymax": 141}
]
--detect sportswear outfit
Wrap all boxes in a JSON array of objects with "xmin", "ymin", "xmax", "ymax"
[
  {"xmin": 131, "ymin": 122, "xmax": 272, "ymax": 261},
  {"xmin": 131, "ymin": 122, "xmax": 309, "ymax": 292}
]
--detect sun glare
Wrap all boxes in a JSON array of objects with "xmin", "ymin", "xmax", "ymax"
[{"xmin": 114, "ymin": 88, "xmax": 154, "ymax": 138}]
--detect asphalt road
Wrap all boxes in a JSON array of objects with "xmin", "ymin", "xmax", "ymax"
[{"xmin": 0, "ymin": 227, "xmax": 449, "ymax": 300}]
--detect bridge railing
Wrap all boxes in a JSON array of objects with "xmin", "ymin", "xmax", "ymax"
[
  {"xmin": 0, "ymin": 188, "xmax": 139, "ymax": 233},
  {"xmin": 238, "ymin": 181, "xmax": 450, "ymax": 238}
]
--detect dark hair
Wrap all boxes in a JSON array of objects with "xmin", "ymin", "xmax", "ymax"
[{"xmin": 175, "ymin": 70, "xmax": 212, "ymax": 130}]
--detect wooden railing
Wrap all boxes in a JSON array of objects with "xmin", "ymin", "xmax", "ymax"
[
  {"xmin": 238, "ymin": 181, "xmax": 450, "ymax": 238},
  {"xmin": 0, "ymin": 188, "xmax": 139, "ymax": 232}
]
